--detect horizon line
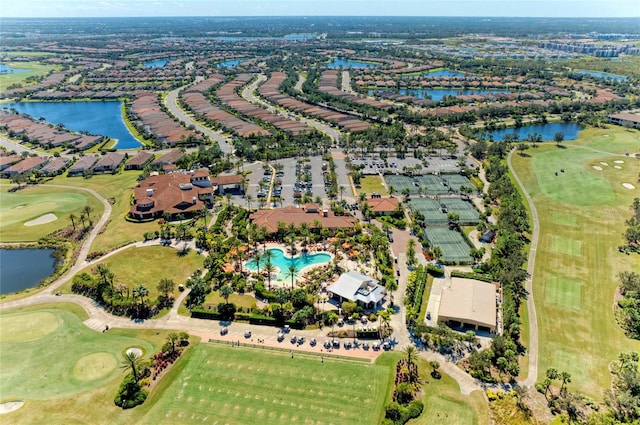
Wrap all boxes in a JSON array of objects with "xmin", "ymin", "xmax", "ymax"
[{"xmin": 2, "ymin": 15, "xmax": 639, "ymax": 19}]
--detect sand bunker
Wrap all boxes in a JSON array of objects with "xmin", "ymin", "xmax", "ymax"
[
  {"xmin": 24, "ymin": 213, "xmax": 57, "ymax": 227},
  {"xmin": 592, "ymin": 165, "xmax": 603, "ymax": 171},
  {"xmin": 600, "ymin": 161, "xmax": 609, "ymax": 166},
  {"xmin": 623, "ymin": 183, "xmax": 636, "ymax": 190},
  {"xmin": 614, "ymin": 166, "xmax": 622, "ymax": 170},
  {"xmin": 0, "ymin": 401, "xmax": 24, "ymax": 414},
  {"xmin": 614, "ymin": 160, "xmax": 624, "ymax": 164},
  {"xmin": 126, "ymin": 347, "xmax": 143, "ymax": 357}
]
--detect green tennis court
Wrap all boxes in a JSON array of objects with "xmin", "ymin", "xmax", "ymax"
[
  {"xmin": 424, "ymin": 227, "xmax": 472, "ymax": 263},
  {"xmin": 384, "ymin": 175, "xmax": 416, "ymax": 194},
  {"xmin": 409, "ymin": 198, "xmax": 479, "ymax": 225}
]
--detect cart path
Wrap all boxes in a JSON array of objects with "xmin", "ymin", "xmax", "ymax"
[{"xmin": 507, "ymin": 149, "xmax": 540, "ymax": 388}]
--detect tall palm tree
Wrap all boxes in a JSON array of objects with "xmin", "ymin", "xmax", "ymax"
[
  {"xmin": 121, "ymin": 351, "xmax": 142, "ymax": 383},
  {"xmin": 69, "ymin": 213, "xmax": 77, "ymax": 231},
  {"xmin": 264, "ymin": 260, "xmax": 276, "ymax": 291},
  {"xmin": 133, "ymin": 284, "xmax": 149, "ymax": 306},
  {"xmin": 166, "ymin": 332, "xmax": 179, "ymax": 354},
  {"xmin": 404, "ymin": 345, "xmax": 417, "ymax": 366},
  {"xmin": 284, "ymin": 264, "xmax": 299, "ymax": 291},
  {"xmin": 219, "ymin": 284, "xmax": 233, "ymax": 304}
]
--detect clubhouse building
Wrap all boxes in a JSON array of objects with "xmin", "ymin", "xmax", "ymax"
[{"xmin": 437, "ymin": 277, "xmax": 498, "ymax": 333}]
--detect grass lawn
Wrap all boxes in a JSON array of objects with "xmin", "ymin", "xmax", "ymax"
[
  {"xmin": 0, "ymin": 185, "xmax": 104, "ymax": 242},
  {"xmin": 46, "ymin": 171, "xmax": 159, "ymax": 252},
  {"xmin": 0, "ymin": 62, "xmax": 58, "ymax": 92},
  {"xmin": 140, "ymin": 342, "xmax": 391, "ymax": 425},
  {"xmin": 61, "ymin": 245, "xmax": 204, "ymax": 299},
  {"xmin": 358, "ymin": 175, "xmax": 389, "ymax": 196},
  {"xmin": 511, "ymin": 126, "xmax": 640, "ymax": 398},
  {"xmin": 204, "ymin": 290, "xmax": 257, "ymax": 310}
]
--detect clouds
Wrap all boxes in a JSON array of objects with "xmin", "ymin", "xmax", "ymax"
[{"xmin": 3, "ymin": 0, "xmax": 639, "ymax": 18}]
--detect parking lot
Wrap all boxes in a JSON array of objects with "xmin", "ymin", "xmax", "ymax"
[{"xmin": 350, "ymin": 154, "xmax": 465, "ymax": 175}]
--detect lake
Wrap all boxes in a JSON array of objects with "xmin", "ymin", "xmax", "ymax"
[
  {"xmin": 487, "ymin": 122, "xmax": 584, "ymax": 141},
  {"xmin": 575, "ymin": 70, "xmax": 628, "ymax": 82},
  {"xmin": 327, "ymin": 58, "xmax": 377, "ymax": 69},
  {"xmin": 398, "ymin": 88, "xmax": 511, "ymax": 102},
  {"xmin": 144, "ymin": 59, "xmax": 171, "ymax": 68},
  {"xmin": 422, "ymin": 69, "xmax": 467, "ymax": 78},
  {"xmin": 216, "ymin": 59, "xmax": 245, "ymax": 68},
  {"xmin": 0, "ymin": 64, "xmax": 29, "ymax": 74},
  {"xmin": 0, "ymin": 248, "xmax": 56, "ymax": 294},
  {"xmin": 1, "ymin": 101, "xmax": 142, "ymax": 149}
]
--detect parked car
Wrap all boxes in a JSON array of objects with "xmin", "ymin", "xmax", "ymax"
[
  {"xmin": 277, "ymin": 332, "xmax": 284, "ymax": 342},
  {"xmin": 244, "ymin": 330, "xmax": 251, "ymax": 338}
]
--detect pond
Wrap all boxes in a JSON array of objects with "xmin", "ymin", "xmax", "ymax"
[
  {"xmin": 216, "ymin": 59, "xmax": 245, "ymax": 68},
  {"xmin": 0, "ymin": 248, "xmax": 56, "ymax": 294},
  {"xmin": 486, "ymin": 122, "xmax": 584, "ymax": 142},
  {"xmin": 0, "ymin": 64, "xmax": 30, "ymax": 74},
  {"xmin": 421, "ymin": 69, "xmax": 467, "ymax": 78},
  {"xmin": 327, "ymin": 58, "xmax": 377, "ymax": 69},
  {"xmin": 575, "ymin": 70, "xmax": 628, "ymax": 82},
  {"xmin": 398, "ymin": 88, "xmax": 511, "ymax": 102},
  {"xmin": 1, "ymin": 101, "xmax": 142, "ymax": 149},
  {"xmin": 143, "ymin": 59, "xmax": 171, "ymax": 68}
]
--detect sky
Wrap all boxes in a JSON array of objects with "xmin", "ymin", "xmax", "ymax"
[{"xmin": 2, "ymin": 0, "xmax": 639, "ymax": 18}]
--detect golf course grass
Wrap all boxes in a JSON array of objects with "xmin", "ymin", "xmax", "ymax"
[
  {"xmin": 140, "ymin": 342, "xmax": 391, "ymax": 425},
  {"xmin": 0, "ymin": 62, "xmax": 58, "ymax": 92},
  {"xmin": 0, "ymin": 185, "xmax": 103, "ymax": 242},
  {"xmin": 511, "ymin": 127, "xmax": 640, "ymax": 398},
  {"xmin": 0, "ymin": 306, "xmax": 157, "ymax": 401},
  {"xmin": 61, "ymin": 245, "xmax": 205, "ymax": 299},
  {"xmin": 47, "ymin": 171, "xmax": 159, "ymax": 253}
]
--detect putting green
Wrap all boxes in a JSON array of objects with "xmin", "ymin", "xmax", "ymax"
[
  {"xmin": 73, "ymin": 352, "xmax": 117, "ymax": 381},
  {"xmin": 0, "ymin": 312, "xmax": 59, "ymax": 343},
  {"xmin": 545, "ymin": 277, "xmax": 582, "ymax": 309},
  {"xmin": 550, "ymin": 236, "xmax": 582, "ymax": 256}
]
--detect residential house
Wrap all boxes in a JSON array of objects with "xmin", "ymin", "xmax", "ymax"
[
  {"xmin": 93, "ymin": 152, "xmax": 125, "ymax": 173},
  {"xmin": 67, "ymin": 155, "xmax": 99, "ymax": 177},
  {"xmin": 327, "ymin": 271, "xmax": 387, "ymax": 309}
]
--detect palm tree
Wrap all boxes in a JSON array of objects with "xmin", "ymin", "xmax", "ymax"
[
  {"xmin": 246, "ymin": 194, "xmax": 253, "ymax": 210},
  {"xmin": 133, "ymin": 284, "xmax": 149, "ymax": 306},
  {"xmin": 166, "ymin": 332, "xmax": 179, "ymax": 354},
  {"xmin": 339, "ymin": 185, "xmax": 346, "ymax": 201},
  {"xmin": 404, "ymin": 345, "xmax": 417, "ymax": 365},
  {"xmin": 69, "ymin": 213, "xmax": 77, "ymax": 231},
  {"xmin": 264, "ymin": 261, "xmax": 276, "ymax": 291},
  {"xmin": 82, "ymin": 205, "xmax": 93, "ymax": 224},
  {"xmin": 121, "ymin": 351, "xmax": 143, "ymax": 383},
  {"xmin": 219, "ymin": 284, "xmax": 233, "ymax": 304},
  {"xmin": 559, "ymin": 371, "xmax": 571, "ymax": 396},
  {"xmin": 285, "ymin": 264, "xmax": 299, "ymax": 291}
]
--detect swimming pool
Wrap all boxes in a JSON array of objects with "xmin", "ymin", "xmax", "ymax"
[{"xmin": 244, "ymin": 248, "xmax": 331, "ymax": 280}]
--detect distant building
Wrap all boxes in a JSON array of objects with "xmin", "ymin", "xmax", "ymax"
[
  {"xmin": 608, "ymin": 112, "xmax": 640, "ymax": 129},
  {"xmin": 93, "ymin": 152, "xmax": 125, "ymax": 173},
  {"xmin": 150, "ymin": 150, "xmax": 184, "ymax": 170},
  {"xmin": 125, "ymin": 151, "xmax": 154, "ymax": 170},
  {"xmin": 68, "ymin": 156, "xmax": 99, "ymax": 177},
  {"xmin": 40, "ymin": 157, "xmax": 70, "ymax": 176},
  {"xmin": 327, "ymin": 271, "xmax": 387, "ymax": 309},
  {"xmin": 250, "ymin": 205, "xmax": 356, "ymax": 234},
  {"xmin": 364, "ymin": 196, "xmax": 400, "ymax": 216},
  {"xmin": 2, "ymin": 156, "xmax": 48, "ymax": 177}
]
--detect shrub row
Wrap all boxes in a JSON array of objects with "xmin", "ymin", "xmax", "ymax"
[{"xmin": 450, "ymin": 270, "xmax": 494, "ymax": 283}]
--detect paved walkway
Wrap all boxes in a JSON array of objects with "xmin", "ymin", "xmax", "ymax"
[{"xmin": 507, "ymin": 149, "xmax": 540, "ymax": 388}]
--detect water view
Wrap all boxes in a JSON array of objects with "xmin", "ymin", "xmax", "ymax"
[
  {"xmin": 0, "ymin": 248, "xmax": 56, "ymax": 294},
  {"xmin": 398, "ymin": 88, "xmax": 511, "ymax": 101},
  {"xmin": 0, "ymin": 64, "xmax": 29, "ymax": 74},
  {"xmin": 1, "ymin": 101, "xmax": 142, "ymax": 149},
  {"xmin": 422, "ymin": 69, "xmax": 467, "ymax": 78},
  {"xmin": 487, "ymin": 122, "xmax": 584, "ymax": 141},
  {"xmin": 327, "ymin": 58, "xmax": 377, "ymax": 69},
  {"xmin": 244, "ymin": 248, "xmax": 331, "ymax": 280},
  {"xmin": 216, "ymin": 59, "xmax": 245, "ymax": 68},
  {"xmin": 575, "ymin": 70, "xmax": 628, "ymax": 82},
  {"xmin": 143, "ymin": 59, "xmax": 171, "ymax": 68}
]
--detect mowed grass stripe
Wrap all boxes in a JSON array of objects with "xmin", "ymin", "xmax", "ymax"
[
  {"xmin": 545, "ymin": 277, "xmax": 582, "ymax": 309},
  {"xmin": 142, "ymin": 343, "xmax": 389, "ymax": 425},
  {"xmin": 511, "ymin": 127, "xmax": 640, "ymax": 398},
  {"xmin": 550, "ymin": 235, "xmax": 582, "ymax": 256}
]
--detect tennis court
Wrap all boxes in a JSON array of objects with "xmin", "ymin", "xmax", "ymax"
[
  {"xmin": 415, "ymin": 175, "xmax": 449, "ymax": 195},
  {"xmin": 441, "ymin": 198, "xmax": 479, "ymax": 225},
  {"xmin": 424, "ymin": 227, "xmax": 472, "ymax": 264},
  {"xmin": 385, "ymin": 175, "xmax": 417, "ymax": 194},
  {"xmin": 441, "ymin": 174, "xmax": 474, "ymax": 192},
  {"xmin": 409, "ymin": 198, "xmax": 479, "ymax": 225}
]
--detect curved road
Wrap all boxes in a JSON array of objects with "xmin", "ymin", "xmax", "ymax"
[
  {"xmin": 507, "ymin": 149, "xmax": 540, "ymax": 388},
  {"xmin": 163, "ymin": 88, "xmax": 235, "ymax": 154},
  {"xmin": 242, "ymin": 74, "xmax": 342, "ymax": 143}
]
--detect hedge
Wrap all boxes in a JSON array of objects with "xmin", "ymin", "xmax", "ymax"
[
  {"xmin": 450, "ymin": 270, "xmax": 494, "ymax": 283},
  {"xmin": 425, "ymin": 264, "xmax": 445, "ymax": 277}
]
